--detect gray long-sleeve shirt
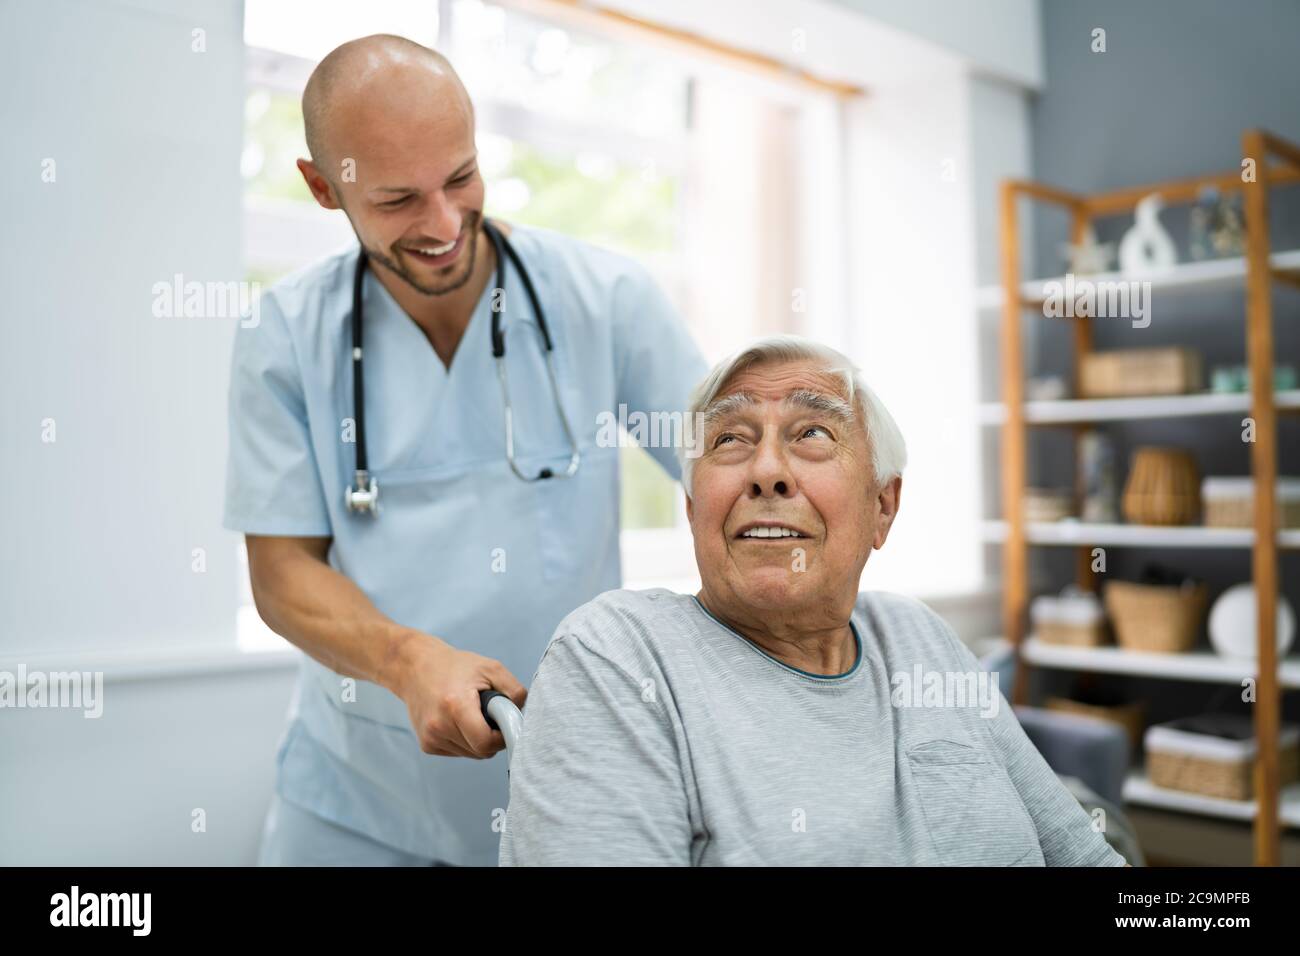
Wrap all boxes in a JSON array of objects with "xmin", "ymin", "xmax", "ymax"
[{"xmin": 499, "ymin": 588, "xmax": 1127, "ymax": 867}]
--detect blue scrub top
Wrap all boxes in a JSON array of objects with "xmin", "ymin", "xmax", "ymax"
[{"xmin": 223, "ymin": 224, "xmax": 707, "ymax": 864}]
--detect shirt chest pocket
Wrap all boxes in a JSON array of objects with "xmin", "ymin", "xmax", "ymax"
[{"xmin": 907, "ymin": 738, "xmax": 1045, "ymax": 867}]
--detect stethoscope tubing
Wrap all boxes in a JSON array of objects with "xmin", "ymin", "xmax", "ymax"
[{"xmin": 345, "ymin": 218, "xmax": 580, "ymax": 515}]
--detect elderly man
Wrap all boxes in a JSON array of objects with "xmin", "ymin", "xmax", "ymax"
[{"xmin": 499, "ymin": 336, "xmax": 1127, "ymax": 866}]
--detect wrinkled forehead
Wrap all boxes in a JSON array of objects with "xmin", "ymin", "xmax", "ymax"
[{"xmin": 704, "ymin": 360, "xmax": 855, "ymax": 423}]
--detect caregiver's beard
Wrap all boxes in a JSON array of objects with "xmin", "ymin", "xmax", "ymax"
[{"xmin": 365, "ymin": 209, "xmax": 483, "ymax": 297}]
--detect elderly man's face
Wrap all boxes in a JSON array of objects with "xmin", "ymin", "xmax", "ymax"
[{"xmin": 687, "ymin": 359, "xmax": 901, "ymax": 621}]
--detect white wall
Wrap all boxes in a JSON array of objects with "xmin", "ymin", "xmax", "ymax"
[
  {"xmin": 967, "ymin": 74, "xmax": 1035, "ymax": 584},
  {"xmin": 607, "ymin": 0, "xmax": 1042, "ymax": 91},
  {"xmin": 0, "ymin": 0, "xmax": 294, "ymax": 866},
  {"xmin": 0, "ymin": 0, "xmax": 245, "ymax": 657},
  {"xmin": 607, "ymin": 0, "xmax": 964, "ymax": 89},
  {"xmin": 842, "ymin": 68, "xmax": 984, "ymax": 597},
  {"xmin": 0, "ymin": 659, "xmax": 297, "ymax": 865},
  {"xmin": 824, "ymin": 0, "xmax": 1044, "ymax": 89}
]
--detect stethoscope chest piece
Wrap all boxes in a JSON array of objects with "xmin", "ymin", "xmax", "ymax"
[{"xmin": 345, "ymin": 470, "xmax": 379, "ymax": 515}]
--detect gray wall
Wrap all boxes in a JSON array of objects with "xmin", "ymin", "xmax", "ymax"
[{"xmin": 1026, "ymin": 0, "xmax": 1300, "ymax": 724}]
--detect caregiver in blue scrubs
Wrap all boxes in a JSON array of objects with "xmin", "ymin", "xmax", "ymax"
[{"xmin": 223, "ymin": 34, "xmax": 706, "ymax": 865}]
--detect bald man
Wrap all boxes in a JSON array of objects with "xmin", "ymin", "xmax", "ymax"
[{"xmin": 223, "ymin": 35, "xmax": 706, "ymax": 865}]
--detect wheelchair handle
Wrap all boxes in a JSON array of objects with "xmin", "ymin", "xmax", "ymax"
[{"xmin": 479, "ymin": 689, "xmax": 524, "ymax": 765}]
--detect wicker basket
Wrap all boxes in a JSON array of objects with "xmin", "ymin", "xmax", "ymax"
[
  {"xmin": 1105, "ymin": 579, "xmax": 1206, "ymax": 653},
  {"xmin": 1047, "ymin": 696, "xmax": 1145, "ymax": 751},
  {"xmin": 1037, "ymin": 620, "xmax": 1109, "ymax": 647},
  {"xmin": 1203, "ymin": 477, "xmax": 1300, "ymax": 529},
  {"xmin": 1079, "ymin": 347, "xmax": 1203, "ymax": 398},
  {"xmin": 1031, "ymin": 587, "xmax": 1107, "ymax": 647},
  {"xmin": 1024, "ymin": 487, "xmax": 1074, "ymax": 522},
  {"xmin": 1147, "ymin": 750, "xmax": 1300, "ymax": 800},
  {"xmin": 1146, "ymin": 717, "xmax": 1300, "ymax": 801},
  {"xmin": 1122, "ymin": 447, "xmax": 1201, "ymax": 525}
]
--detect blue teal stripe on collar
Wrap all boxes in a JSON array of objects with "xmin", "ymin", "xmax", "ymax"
[{"xmin": 691, "ymin": 595, "xmax": 862, "ymax": 680}]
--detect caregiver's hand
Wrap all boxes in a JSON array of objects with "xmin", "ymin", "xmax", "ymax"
[
  {"xmin": 391, "ymin": 633, "xmax": 528, "ymax": 758},
  {"xmin": 244, "ymin": 534, "xmax": 526, "ymax": 759}
]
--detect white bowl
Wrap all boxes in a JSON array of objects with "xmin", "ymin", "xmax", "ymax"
[{"xmin": 1207, "ymin": 584, "xmax": 1296, "ymax": 659}]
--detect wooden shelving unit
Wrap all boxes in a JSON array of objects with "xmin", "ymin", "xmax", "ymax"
[
  {"xmin": 976, "ymin": 247, "xmax": 1300, "ymax": 310},
  {"xmin": 979, "ymin": 389, "xmax": 1300, "ymax": 425},
  {"xmin": 993, "ymin": 129, "xmax": 1300, "ymax": 866},
  {"xmin": 1019, "ymin": 637, "xmax": 1300, "ymax": 689},
  {"xmin": 982, "ymin": 519, "xmax": 1300, "ymax": 550},
  {"xmin": 1123, "ymin": 772, "xmax": 1300, "ymax": 829}
]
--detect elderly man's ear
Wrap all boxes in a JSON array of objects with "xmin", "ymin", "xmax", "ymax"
[{"xmin": 871, "ymin": 476, "xmax": 902, "ymax": 550}]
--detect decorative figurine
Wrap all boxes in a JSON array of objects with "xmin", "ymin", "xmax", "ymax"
[
  {"xmin": 1189, "ymin": 186, "xmax": 1245, "ymax": 260},
  {"xmin": 1119, "ymin": 193, "xmax": 1177, "ymax": 273},
  {"xmin": 1080, "ymin": 431, "xmax": 1119, "ymax": 524},
  {"xmin": 1060, "ymin": 224, "xmax": 1116, "ymax": 275}
]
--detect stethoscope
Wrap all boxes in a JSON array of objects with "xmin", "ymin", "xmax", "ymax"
[{"xmin": 345, "ymin": 219, "xmax": 582, "ymax": 516}]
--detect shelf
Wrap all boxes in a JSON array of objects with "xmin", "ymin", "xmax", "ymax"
[
  {"xmin": 979, "ymin": 389, "xmax": 1300, "ymax": 424},
  {"xmin": 974, "ymin": 248, "xmax": 1300, "ymax": 310},
  {"xmin": 989, "ymin": 143, "xmax": 1300, "ymax": 865},
  {"xmin": 1122, "ymin": 770, "xmax": 1300, "ymax": 829},
  {"xmin": 1021, "ymin": 636, "xmax": 1300, "ymax": 687},
  {"xmin": 981, "ymin": 519, "xmax": 1300, "ymax": 549}
]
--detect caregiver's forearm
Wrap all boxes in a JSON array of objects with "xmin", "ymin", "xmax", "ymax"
[
  {"xmin": 244, "ymin": 533, "xmax": 431, "ymax": 694},
  {"xmin": 246, "ymin": 534, "xmax": 525, "ymax": 760}
]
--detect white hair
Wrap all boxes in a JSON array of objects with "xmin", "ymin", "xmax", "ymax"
[{"xmin": 678, "ymin": 334, "xmax": 907, "ymax": 497}]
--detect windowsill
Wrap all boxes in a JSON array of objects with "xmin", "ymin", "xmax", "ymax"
[
  {"xmin": 0, "ymin": 641, "xmax": 301, "ymax": 686},
  {"xmin": 0, "ymin": 584, "xmax": 1002, "ymax": 685}
]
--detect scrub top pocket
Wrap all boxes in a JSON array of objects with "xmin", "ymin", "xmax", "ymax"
[
  {"xmin": 907, "ymin": 738, "xmax": 1045, "ymax": 866},
  {"xmin": 532, "ymin": 447, "xmax": 620, "ymax": 584}
]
